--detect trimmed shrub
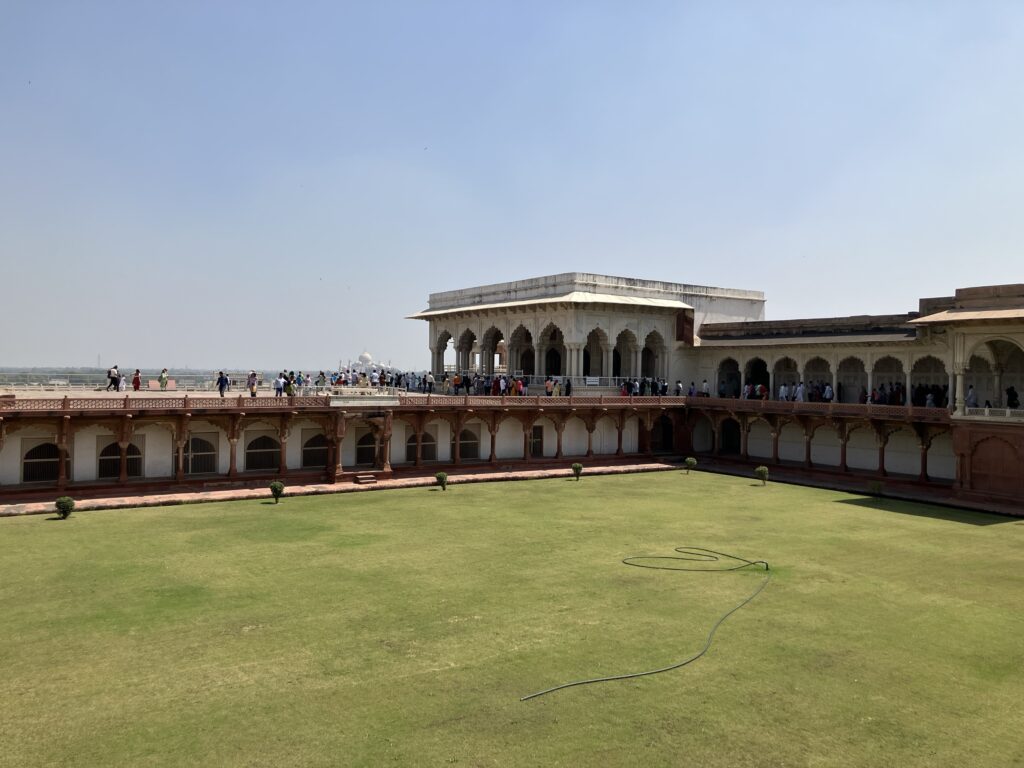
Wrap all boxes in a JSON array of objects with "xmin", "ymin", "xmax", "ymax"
[
  {"xmin": 684, "ymin": 457, "xmax": 697, "ymax": 474},
  {"xmin": 54, "ymin": 496, "xmax": 75, "ymax": 520},
  {"xmin": 571, "ymin": 463, "xmax": 583, "ymax": 481},
  {"xmin": 755, "ymin": 466, "xmax": 769, "ymax": 486},
  {"xmin": 435, "ymin": 472, "xmax": 448, "ymax": 491},
  {"xmin": 269, "ymin": 481, "xmax": 285, "ymax": 503}
]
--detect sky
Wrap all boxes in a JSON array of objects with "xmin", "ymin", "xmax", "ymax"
[{"xmin": 3, "ymin": 1, "xmax": 1023, "ymax": 371}]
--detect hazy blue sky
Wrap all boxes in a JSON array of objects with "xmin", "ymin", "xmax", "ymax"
[{"xmin": 3, "ymin": 2, "xmax": 1023, "ymax": 370}]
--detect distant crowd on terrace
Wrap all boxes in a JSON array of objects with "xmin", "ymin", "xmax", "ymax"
[
  {"xmin": 701, "ymin": 378, "xmax": 951, "ymax": 408},
  {"xmin": 96, "ymin": 364, "xmax": 953, "ymax": 408}
]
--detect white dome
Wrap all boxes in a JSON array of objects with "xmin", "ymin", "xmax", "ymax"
[{"xmin": 358, "ymin": 351, "xmax": 373, "ymax": 364}]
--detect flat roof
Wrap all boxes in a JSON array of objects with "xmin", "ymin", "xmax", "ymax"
[
  {"xmin": 423, "ymin": 272, "xmax": 764, "ymax": 313},
  {"xmin": 910, "ymin": 308, "xmax": 1024, "ymax": 325},
  {"xmin": 407, "ymin": 291, "xmax": 692, "ymax": 319}
]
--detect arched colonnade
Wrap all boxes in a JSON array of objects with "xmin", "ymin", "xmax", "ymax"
[
  {"xmin": 430, "ymin": 319, "xmax": 672, "ymax": 379},
  {"xmin": 714, "ymin": 352, "xmax": 956, "ymax": 405}
]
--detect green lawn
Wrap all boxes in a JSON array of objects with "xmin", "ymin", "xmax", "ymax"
[{"xmin": 1, "ymin": 473, "xmax": 1022, "ymax": 767}]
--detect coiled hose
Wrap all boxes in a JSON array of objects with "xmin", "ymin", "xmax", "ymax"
[{"xmin": 521, "ymin": 547, "xmax": 770, "ymax": 701}]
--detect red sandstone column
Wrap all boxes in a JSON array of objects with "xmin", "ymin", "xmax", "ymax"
[
  {"xmin": 228, "ymin": 438, "xmax": 238, "ymax": 478},
  {"xmin": 771, "ymin": 431, "xmax": 779, "ymax": 464},
  {"xmin": 489, "ymin": 429, "xmax": 497, "ymax": 464},
  {"xmin": 326, "ymin": 441, "xmax": 338, "ymax": 482},
  {"xmin": 803, "ymin": 433, "xmax": 812, "ymax": 468},
  {"xmin": 586, "ymin": 426, "xmax": 594, "ymax": 458},
  {"xmin": 57, "ymin": 442, "xmax": 68, "ymax": 490},
  {"xmin": 415, "ymin": 431, "xmax": 423, "ymax": 467},
  {"xmin": 839, "ymin": 436, "xmax": 848, "ymax": 473},
  {"xmin": 740, "ymin": 426, "xmax": 749, "ymax": 460},
  {"xmin": 616, "ymin": 423, "xmax": 624, "ymax": 456},
  {"xmin": 118, "ymin": 442, "xmax": 129, "ymax": 483},
  {"xmin": 380, "ymin": 434, "xmax": 392, "ymax": 472},
  {"xmin": 522, "ymin": 426, "xmax": 531, "ymax": 462},
  {"xmin": 176, "ymin": 440, "xmax": 185, "ymax": 481},
  {"xmin": 556, "ymin": 425, "xmax": 564, "ymax": 459},
  {"xmin": 279, "ymin": 438, "xmax": 288, "ymax": 476},
  {"xmin": 919, "ymin": 443, "xmax": 929, "ymax": 482},
  {"xmin": 877, "ymin": 439, "xmax": 887, "ymax": 477}
]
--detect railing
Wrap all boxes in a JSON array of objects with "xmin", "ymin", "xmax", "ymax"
[
  {"xmin": 397, "ymin": 393, "xmax": 952, "ymax": 421},
  {"xmin": 0, "ymin": 392, "xmax": 954, "ymax": 422},
  {"xmin": 0, "ymin": 372, "xmax": 402, "ymax": 396},
  {"xmin": 0, "ymin": 395, "xmax": 333, "ymax": 412},
  {"xmin": 423, "ymin": 375, "xmax": 662, "ymax": 393},
  {"xmin": 964, "ymin": 407, "xmax": 1024, "ymax": 420}
]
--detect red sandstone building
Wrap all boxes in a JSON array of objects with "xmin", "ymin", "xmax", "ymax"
[{"xmin": 1, "ymin": 277, "xmax": 1021, "ymax": 514}]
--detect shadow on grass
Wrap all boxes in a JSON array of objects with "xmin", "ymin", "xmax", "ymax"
[{"xmin": 835, "ymin": 497, "xmax": 1015, "ymax": 526}]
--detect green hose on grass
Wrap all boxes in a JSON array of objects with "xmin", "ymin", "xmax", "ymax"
[{"xmin": 521, "ymin": 547, "xmax": 771, "ymax": 701}]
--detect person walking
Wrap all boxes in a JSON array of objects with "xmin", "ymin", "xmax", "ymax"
[
  {"xmin": 158, "ymin": 368, "xmax": 169, "ymax": 391},
  {"xmin": 216, "ymin": 371, "xmax": 229, "ymax": 397},
  {"xmin": 131, "ymin": 369, "xmax": 142, "ymax": 391},
  {"xmin": 247, "ymin": 371, "xmax": 258, "ymax": 398},
  {"xmin": 106, "ymin": 365, "xmax": 119, "ymax": 391}
]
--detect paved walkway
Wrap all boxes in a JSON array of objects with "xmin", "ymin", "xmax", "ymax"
[{"xmin": 0, "ymin": 461, "xmax": 681, "ymax": 517}]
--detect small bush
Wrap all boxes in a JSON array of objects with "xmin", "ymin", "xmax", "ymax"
[
  {"xmin": 269, "ymin": 481, "xmax": 285, "ymax": 503},
  {"xmin": 755, "ymin": 465, "xmax": 769, "ymax": 486},
  {"xmin": 435, "ymin": 472, "xmax": 448, "ymax": 491},
  {"xmin": 684, "ymin": 457, "xmax": 697, "ymax": 474},
  {"xmin": 54, "ymin": 496, "xmax": 75, "ymax": 520},
  {"xmin": 571, "ymin": 463, "xmax": 583, "ymax": 481}
]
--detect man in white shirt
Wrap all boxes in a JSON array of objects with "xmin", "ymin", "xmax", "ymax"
[{"xmin": 778, "ymin": 383, "xmax": 789, "ymax": 401}]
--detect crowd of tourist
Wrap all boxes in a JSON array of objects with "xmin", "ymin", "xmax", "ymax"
[
  {"xmin": 702, "ymin": 377, "xmax": 953, "ymax": 407},
  {"xmin": 98, "ymin": 365, "xmax": 988, "ymax": 410}
]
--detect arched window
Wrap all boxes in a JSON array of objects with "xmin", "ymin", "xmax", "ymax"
[
  {"xmin": 245, "ymin": 435, "xmax": 280, "ymax": 471},
  {"xmin": 97, "ymin": 442, "xmax": 142, "ymax": 479},
  {"xmin": 405, "ymin": 432, "xmax": 438, "ymax": 463},
  {"xmin": 185, "ymin": 436, "xmax": 217, "ymax": 475},
  {"xmin": 302, "ymin": 434, "xmax": 328, "ymax": 468},
  {"xmin": 356, "ymin": 433, "xmax": 377, "ymax": 466},
  {"xmin": 22, "ymin": 442, "xmax": 61, "ymax": 483}
]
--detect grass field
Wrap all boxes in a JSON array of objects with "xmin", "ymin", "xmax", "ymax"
[{"xmin": 1, "ymin": 472, "xmax": 1022, "ymax": 767}]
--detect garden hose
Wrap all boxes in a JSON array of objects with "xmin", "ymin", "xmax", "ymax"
[{"xmin": 520, "ymin": 547, "xmax": 770, "ymax": 701}]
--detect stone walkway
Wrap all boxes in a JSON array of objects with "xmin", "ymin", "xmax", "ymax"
[{"xmin": 0, "ymin": 461, "xmax": 681, "ymax": 517}]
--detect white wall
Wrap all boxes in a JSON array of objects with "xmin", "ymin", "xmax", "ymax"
[
  {"xmin": 390, "ymin": 419, "xmax": 408, "ymax": 465},
  {"xmin": 70, "ymin": 425, "xmax": 115, "ymax": 482},
  {"xmin": 562, "ymin": 417, "xmax": 589, "ymax": 456},
  {"xmin": 846, "ymin": 429, "xmax": 877, "ymax": 471},
  {"xmin": 929, "ymin": 433, "xmax": 956, "ymax": 480},
  {"xmin": 747, "ymin": 421, "xmax": 772, "ymax": 459},
  {"xmin": 495, "ymin": 418, "xmax": 523, "ymax": 460},
  {"xmin": 139, "ymin": 425, "xmax": 174, "ymax": 478},
  {"xmin": 886, "ymin": 429, "xmax": 921, "ymax": 476},
  {"xmin": 778, "ymin": 423, "xmax": 804, "ymax": 463},
  {"xmin": 811, "ymin": 428, "xmax": 841, "ymax": 467},
  {"xmin": 691, "ymin": 416, "xmax": 713, "ymax": 453}
]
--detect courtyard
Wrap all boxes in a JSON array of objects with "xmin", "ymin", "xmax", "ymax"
[{"xmin": 1, "ymin": 473, "xmax": 1020, "ymax": 767}]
